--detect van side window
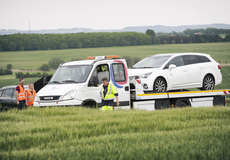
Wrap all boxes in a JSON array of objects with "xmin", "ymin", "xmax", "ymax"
[
  {"xmin": 112, "ymin": 63, "xmax": 126, "ymax": 82},
  {"xmin": 93, "ymin": 64, "xmax": 110, "ymax": 85}
]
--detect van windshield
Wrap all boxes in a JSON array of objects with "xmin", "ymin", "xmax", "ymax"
[
  {"xmin": 49, "ymin": 65, "xmax": 92, "ymax": 84},
  {"xmin": 132, "ymin": 55, "xmax": 171, "ymax": 68}
]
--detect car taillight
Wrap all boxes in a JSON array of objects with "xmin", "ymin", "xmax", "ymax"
[{"xmin": 218, "ymin": 65, "xmax": 221, "ymax": 69}]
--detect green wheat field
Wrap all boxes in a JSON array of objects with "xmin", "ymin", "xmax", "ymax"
[{"xmin": 0, "ymin": 107, "xmax": 230, "ymax": 159}]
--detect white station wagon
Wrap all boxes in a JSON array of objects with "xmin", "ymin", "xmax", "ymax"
[{"xmin": 128, "ymin": 53, "xmax": 222, "ymax": 92}]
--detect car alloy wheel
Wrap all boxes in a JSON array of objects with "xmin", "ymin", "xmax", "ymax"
[
  {"xmin": 203, "ymin": 75, "xmax": 215, "ymax": 90},
  {"xmin": 154, "ymin": 78, "xmax": 166, "ymax": 93}
]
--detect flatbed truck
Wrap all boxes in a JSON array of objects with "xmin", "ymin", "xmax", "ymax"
[{"xmin": 34, "ymin": 55, "xmax": 229, "ymax": 110}]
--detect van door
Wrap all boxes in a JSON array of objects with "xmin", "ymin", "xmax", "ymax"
[
  {"xmin": 88, "ymin": 63, "xmax": 110, "ymax": 107},
  {"xmin": 110, "ymin": 60, "xmax": 130, "ymax": 109}
]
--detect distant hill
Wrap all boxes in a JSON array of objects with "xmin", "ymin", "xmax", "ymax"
[{"xmin": 1, "ymin": 23, "xmax": 230, "ymax": 35}]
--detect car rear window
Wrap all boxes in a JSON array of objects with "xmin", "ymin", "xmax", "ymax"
[
  {"xmin": 0, "ymin": 90, "xmax": 3, "ymax": 97},
  {"xmin": 197, "ymin": 55, "xmax": 211, "ymax": 62},
  {"xmin": 183, "ymin": 55, "xmax": 198, "ymax": 65}
]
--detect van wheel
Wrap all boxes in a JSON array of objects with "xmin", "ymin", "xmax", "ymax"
[
  {"xmin": 201, "ymin": 75, "xmax": 215, "ymax": 90},
  {"xmin": 153, "ymin": 77, "xmax": 167, "ymax": 93}
]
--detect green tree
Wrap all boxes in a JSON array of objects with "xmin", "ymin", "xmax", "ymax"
[
  {"xmin": 49, "ymin": 58, "xmax": 64, "ymax": 69},
  {"xmin": 8, "ymin": 42, "xmax": 16, "ymax": 51},
  {"xmin": 6, "ymin": 64, "xmax": 12, "ymax": 70},
  {"xmin": 61, "ymin": 42, "xmax": 68, "ymax": 49},
  {"xmin": 145, "ymin": 29, "xmax": 156, "ymax": 37},
  {"xmin": 39, "ymin": 64, "xmax": 50, "ymax": 71}
]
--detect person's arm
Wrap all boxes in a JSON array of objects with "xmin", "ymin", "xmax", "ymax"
[
  {"xmin": 25, "ymin": 91, "xmax": 28, "ymax": 106},
  {"xmin": 115, "ymin": 95, "xmax": 119, "ymax": 107}
]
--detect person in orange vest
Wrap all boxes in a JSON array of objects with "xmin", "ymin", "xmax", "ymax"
[
  {"xmin": 26, "ymin": 82, "xmax": 36, "ymax": 108},
  {"xmin": 15, "ymin": 78, "xmax": 26, "ymax": 110}
]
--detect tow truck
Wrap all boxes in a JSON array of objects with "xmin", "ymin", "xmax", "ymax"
[{"xmin": 34, "ymin": 55, "xmax": 229, "ymax": 110}]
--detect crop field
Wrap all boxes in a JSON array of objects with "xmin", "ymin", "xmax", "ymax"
[
  {"xmin": 0, "ymin": 42, "xmax": 230, "ymax": 70},
  {"xmin": 0, "ymin": 106, "xmax": 230, "ymax": 160}
]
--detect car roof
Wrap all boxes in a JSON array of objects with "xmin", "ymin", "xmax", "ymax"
[
  {"xmin": 151, "ymin": 53, "xmax": 210, "ymax": 57},
  {"xmin": 0, "ymin": 85, "xmax": 28, "ymax": 90}
]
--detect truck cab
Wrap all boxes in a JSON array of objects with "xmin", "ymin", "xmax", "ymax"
[{"xmin": 34, "ymin": 55, "xmax": 130, "ymax": 109}]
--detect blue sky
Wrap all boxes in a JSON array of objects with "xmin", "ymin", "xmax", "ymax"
[{"xmin": 0, "ymin": 0, "xmax": 230, "ymax": 30}]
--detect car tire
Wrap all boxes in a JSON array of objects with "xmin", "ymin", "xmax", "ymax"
[
  {"xmin": 153, "ymin": 77, "xmax": 167, "ymax": 93},
  {"xmin": 201, "ymin": 75, "xmax": 215, "ymax": 90}
]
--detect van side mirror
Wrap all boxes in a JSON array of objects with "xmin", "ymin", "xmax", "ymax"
[
  {"xmin": 169, "ymin": 64, "xmax": 176, "ymax": 70},
  {"xmin": 88, "ymin": 76, "xmax": 99, "ymax": 86}
]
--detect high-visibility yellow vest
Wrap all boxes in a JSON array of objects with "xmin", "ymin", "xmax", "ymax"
[
  {"xmin": 26, "ymin": 89, "xmax": 36, "ymax": 106},
  {"xmin": 17, "ymin": 85, "xmax": 26, "ymax": 101},
  {"xmin": 101, "ymin": 83, "xmax": 117, "ymax": 101}
]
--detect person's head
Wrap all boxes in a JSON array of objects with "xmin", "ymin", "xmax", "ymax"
[
  {"xmin": 102, "ymin": 77, "xmax": 109, "ymax": 86},
  {"xmin": 19, "ymin": 78, "xmax": 24, "ymax": 85},
  {"xmin": 28, "ymin": 83, "xmax": 34, "ymax": 90}
]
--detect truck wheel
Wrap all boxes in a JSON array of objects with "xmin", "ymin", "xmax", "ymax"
[
  {"xmin": 201, "ymin": 75, "xmax": 215, "ymax": 90},
  {"xmin": 153, "ymin": 77, "xmax": 167, "ymax": 93},
  {"xmin": 175, "ymin": 98, "xmax": 190, "ymax": 108}
]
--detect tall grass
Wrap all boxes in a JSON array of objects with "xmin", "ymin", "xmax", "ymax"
[{"xmin": 0, "ymin": 107, "xmax": 230, "ymax": 159}]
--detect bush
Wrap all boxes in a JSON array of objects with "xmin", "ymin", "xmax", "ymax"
[
  {"xmin": 0, "ymin": 70, "xmax": 5, "ymax": 75},
  {"xmin": 4, "ymin": 69, "xmax": 12, "ymax": 75},
  {"xmin": 39, "ymin": 64, "xmax": 50, "ymax": 71},
  {"xmin": 6, "ymin": 64, "xmax": 12, "ymax": 70},
  {"xmin": 49, "ymin": 58, "xmax": 64, "ymax": 70},
  {"xmin": 15, "ymin": 72, "xmax": 24, "ymax": 78}
]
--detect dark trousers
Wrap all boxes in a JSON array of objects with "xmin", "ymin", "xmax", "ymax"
[
  {"xmin": 101, "ymin": 99, "xmax": 114, "ymax": 107},
  {"xmin": 18, "ymin": 100, "xmax": 25, "ymax": 110}
]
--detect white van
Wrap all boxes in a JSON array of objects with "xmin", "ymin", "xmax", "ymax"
[{"xmin": 34, "ymin": 55, "xmax": 130, "ymax": 109}]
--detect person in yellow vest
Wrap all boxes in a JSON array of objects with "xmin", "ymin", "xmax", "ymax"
[
  {"xmin": 15, "ymin": 78, "xmax": 26, "ymax": 110},
  {"xmin": 26, "ymin": 82, "xmax": 36, "ymax": 108},
  {"xmin": 101, "ymin": 77, "xmax": 119, "ymax": 111},
  {"xmin": 97, "ymin": 65, "xmax": 107, "ymax": 72}
]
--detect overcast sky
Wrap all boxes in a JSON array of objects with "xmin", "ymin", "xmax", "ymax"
[{"xmin": 0, "ymin": 0, "xmax": 230, "ymax": 31}]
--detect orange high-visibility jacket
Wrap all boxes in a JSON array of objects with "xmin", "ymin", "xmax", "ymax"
[
  {"xmin": 26, "ymin": 90, "xmax": 36, "ymax": 106},
  {"xmin": 17, "ymin": 85, "xmax": 26, "ymax": 101}
]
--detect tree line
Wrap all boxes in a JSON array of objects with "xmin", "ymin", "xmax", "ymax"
[{"xmin": 0, "ymin": 30, "xmax": 230, "ymax": 51}]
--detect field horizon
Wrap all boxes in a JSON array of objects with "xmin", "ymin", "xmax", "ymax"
[{"xmin": 0, "ymin": 42, "xmax": 230, "ymax": 70}]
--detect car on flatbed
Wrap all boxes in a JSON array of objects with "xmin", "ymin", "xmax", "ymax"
[{"xmin": 128, "ymin": 53, "xmax": 222, "ymax": 92}]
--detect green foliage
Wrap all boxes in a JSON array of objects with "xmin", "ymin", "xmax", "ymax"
[
  {"xmin": 0, "ymin": 107, "xmax": 229, "ymax": 159},
  {"xmin": 0, "ymin": 32, "xmax": 152, "ymax": 51},
  {"xmin": 15, "ymin": 72, "xmax": 52, "ymax": 78},
  {"xmin": 61, "ymin": 42, "xmax": 68, "ymax": 49},
  {"xmin": 183, "ymin": 28, "xmax": 230, "ymax": 35},
  {"xmin": 3, "ymin": 69, "xmax": 12, "ymax": 75},
  {"xmin": 6, "ymin": 64, "xmax": 12, "ymax": 70},
  {"xmin": 0, "ymin": 70, "xmax": 5, "ymax": 75},
  {"xmin": 145, "ymin": 29, "xmax": 156, "ymax": 37},
  {"xmin": 49, "ymin": 57, "xmax": 64, "ymax": 69},
  {"xmin": 224, "ymin": 34, "xmax": 230, "ymax": 41},
  {"xmin": 8, "ymin": 42, "xmax": 16, "ymax": 51},
  {"xmin": 39, "ymin": 64, "xmax": 50, "ymax": 71}
]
